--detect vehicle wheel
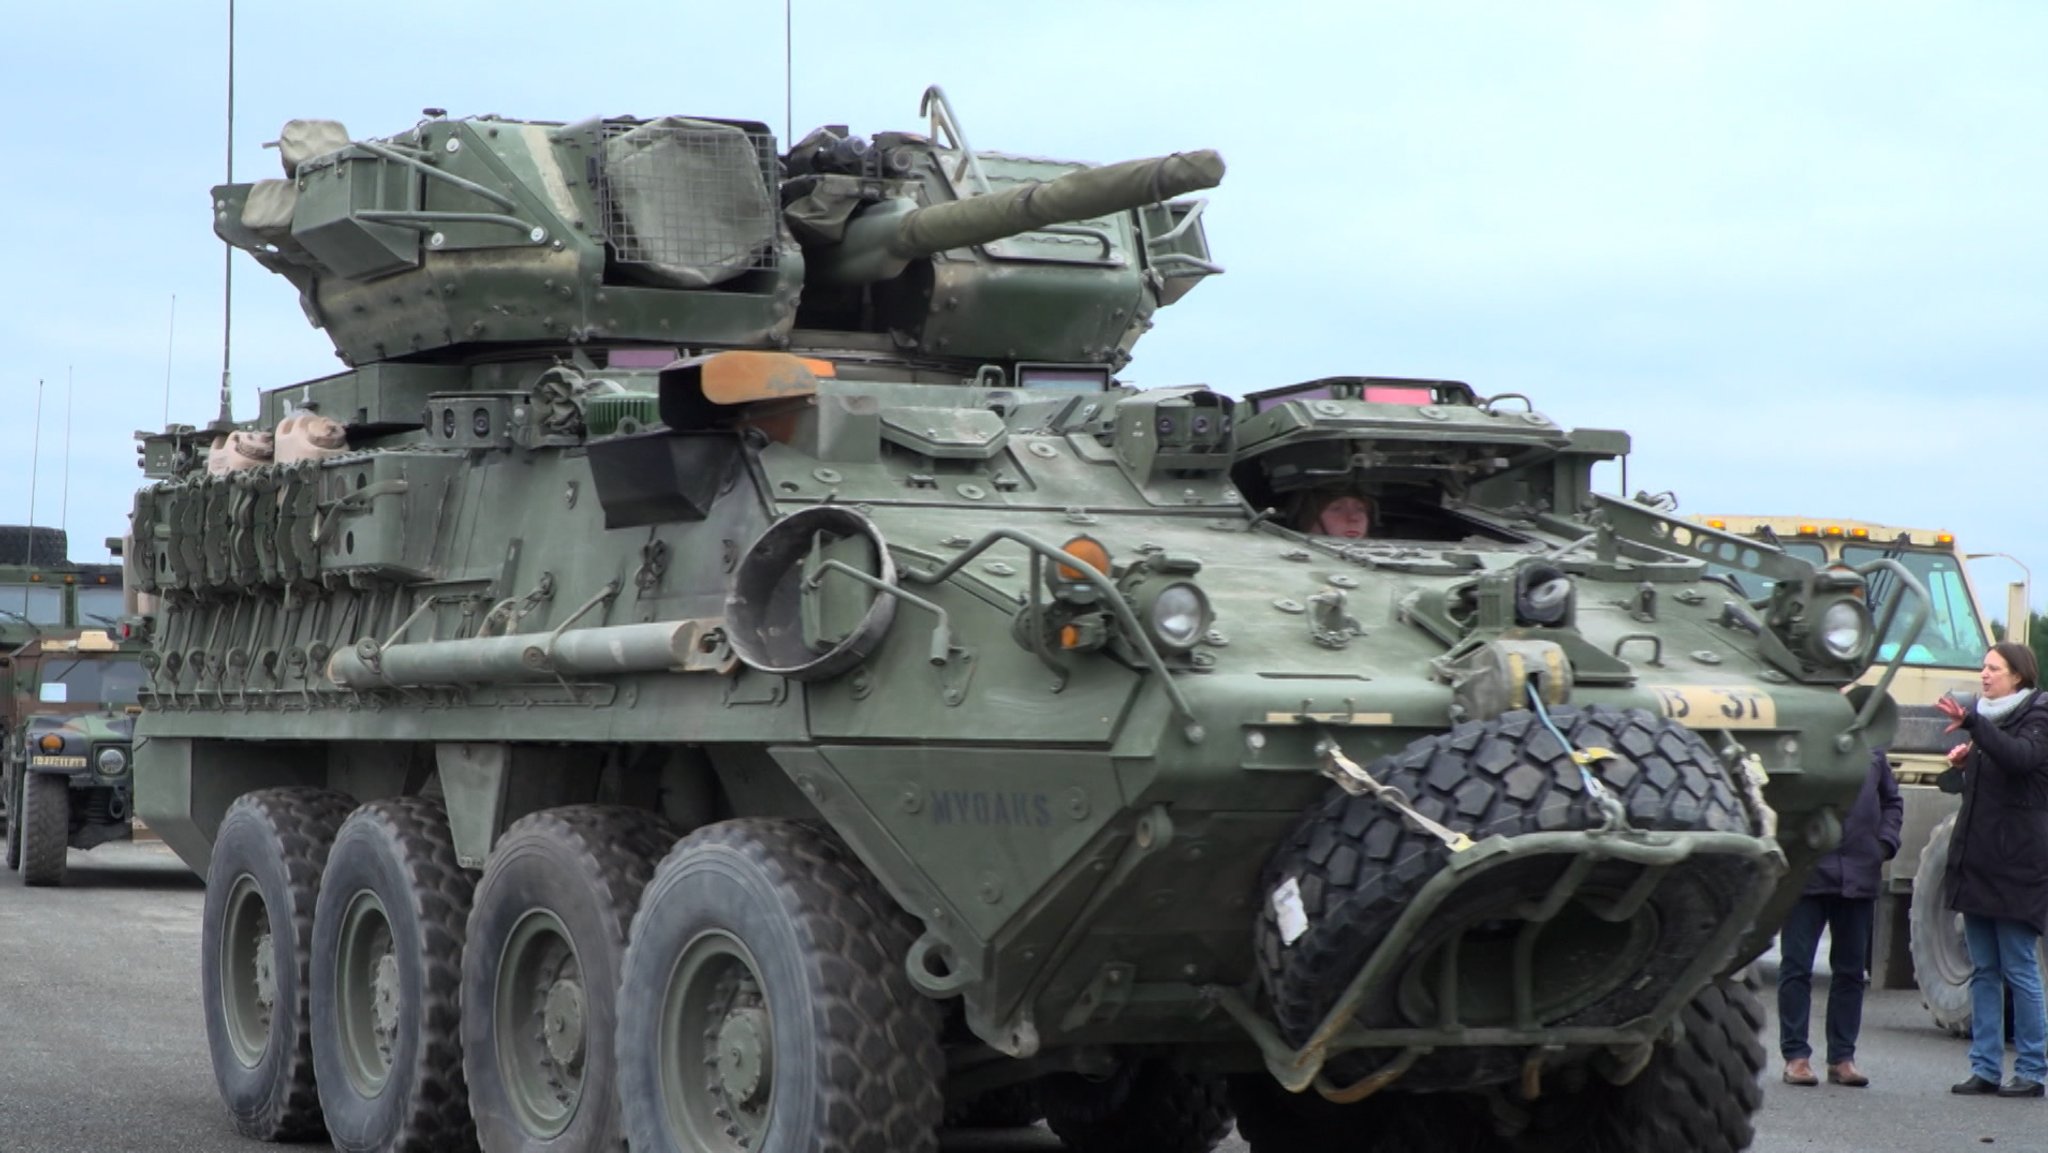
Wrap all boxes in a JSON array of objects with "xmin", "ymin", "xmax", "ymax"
[
  {"xmin": 1228, "ymin": 1077, "xmax": 1502, "ymax": 1153},
  {"xmin": 18, "ymin": 771, "xmax": 72, "ymax": 886},
  {"xmin": 1256, "ymin": 706, "xmax": 1758, "ymax": 1091},
  {"xmin": 202, "ymin": 787, "xmax": 356, "ymax": 1141},
  {"xmin": 1505, "ymin": 977, "xmax": 1765, "ymax": 1153},
  {"xmin": 1039, "ymin": 1059, "xmax": 1233, "ymax": 1153},
  {"xmin": 311, "ymin": 796, "xmax": 478, "ymax": 1153},
  {"xmin": 1909, "ymin": 814, "xmax": 1972, "ymax": 1037},
  {"xmin": 616, "ymin": 818, "xmax": 943, "ymax": 1153},
  {"xmin": 4, "ymin": 769, "xmax": 21, "ymax": 870},
  {"xmin": 944, "ymin": 1083, "xmax": 1043, "ymax": 1129},
  {"xmin": 463, "ymin": 805, "xmax": 676, "ymax": 1153}
]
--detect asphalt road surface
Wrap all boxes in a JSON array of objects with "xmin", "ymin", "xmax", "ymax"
[{"xmin": 3, "ymin": 838, "xmax": 2045, "ymax": 1153}]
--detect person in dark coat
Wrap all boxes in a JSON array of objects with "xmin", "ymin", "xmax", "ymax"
[
  {"xmin": 1937, "ymin": 641, "xmax": 2048, "ymax": 1098},
  {"xmin": 1777, "ymin": 747, "xmax": 1903, "ymax": 1088}
]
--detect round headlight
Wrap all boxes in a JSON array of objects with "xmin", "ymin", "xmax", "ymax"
[
  {"xmin": 97, "ymin": 747, "xmax": 128, "ymax": 776},
  {"xmin": 1146, "ymin": 582, "xmax": 1211, "ymax": 652},
  {"xmin": 1818, "ymin": 600, "xmax": 1871, "ymax": 661}
]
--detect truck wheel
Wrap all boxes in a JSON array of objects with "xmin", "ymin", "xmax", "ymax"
[
  {"xmin": 311, "ymin": 797, "xmax": 478, "ymax": 1153},
  {"xmin": 1909, "ymin": 814, "xmax": 1973, "ymax": 1037},
  {"xmin": 944, "ymin": 1083, "xmax": 1043, "ymax": 1129},
  {"xmin": 1506, "ymin": 977, "xmax": 1765, "ymax": 1153},
  {"xmin": 4, "ymin": 769, "xmax": 21, "ymax": 870},
  {"xmin": 1227, "ymin": 1077, "xmax": 1498, "ymax": 1153},
  {"xmin": 615, "ymin": 819, "xmax": 943, "ymax": 1153},
  {"xmin": 1256, "ymin": 706, "xmax": 1756, "ymax": 1090},
  {"xmin": 1039, "ymin": 1059, "xmax": 1233, "ymax": 1153},
  {"xmin": 18, "ymin": 771, "xmax": 72, "ymax": 886},
  {"xmin": 463, "ymin": 805, "xmax": 675, "ymax": 1153},
  {"xmin": 202, "ymin": 787, "xmax": 355, "ymax": 1141}
]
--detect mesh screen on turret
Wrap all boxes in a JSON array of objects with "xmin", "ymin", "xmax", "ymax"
[{"xmin": 598, "ymin": 118, "xmax": 778, "ymax": 288}]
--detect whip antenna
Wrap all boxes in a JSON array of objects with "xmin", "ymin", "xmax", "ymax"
[
  {"xmin": 217, "ymin": 0, "xmax": 236, "ymax": 429},
  {"xmin": 163, "ymin": 293, "xmax": 178, "ymax": 427}
]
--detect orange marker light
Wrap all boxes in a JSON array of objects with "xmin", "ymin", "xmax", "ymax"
[
  {"xmin": 1937, "ymin": 533, "xmax": 1955, "ymax": 545},
  {"xmin": 37, "ymin": 734, "xmax": 63, "ymax": 753},
  {"xmin": 1056, "ymin": 535, "xmax": 1111, "ymax": 582},
  {"xmin": 1060, "ymin": 624, "xmax": 1082, "ymax": 649},
  {"xmin": 1849, "ymin": 528, "xmax": 1870, "ymax": 539},
  {"xmin": 1797, "ymin": 524, "xmax": 1820, "ymax": 536},
  {"xmin": 1822, "ymin": 525, "xmax": 1844, "ymax": 538},
  {"xmin": 1707, "ymin": 518, "xmax": 1728, "ymax": 530}
]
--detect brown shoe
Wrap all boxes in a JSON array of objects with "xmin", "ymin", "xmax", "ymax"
[
  {"xmin": 1828, "ymin": 1061, "xmax": 1870, "ymax": 1087},
  {"xmin": 1783, "ymin": 1058, "xmax": 1819, "ymax": 1086}
]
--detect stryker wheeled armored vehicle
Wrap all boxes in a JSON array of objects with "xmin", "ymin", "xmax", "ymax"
[
  {"xmin": 1, "ymin": 627, "xmax": 147, "ymax": 885},
  {"xmin": 130, "ymin": 88, "xmax": 1921, "ymax": 1153}
]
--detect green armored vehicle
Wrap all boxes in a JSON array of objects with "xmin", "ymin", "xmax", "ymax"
[
  {"xmin": 2, "ymin": 628, "xmax": 147, "ymax": 885},
  {"xmin": 132, "ymin": 88, "xmax": 1919, "ymax": 1153}
]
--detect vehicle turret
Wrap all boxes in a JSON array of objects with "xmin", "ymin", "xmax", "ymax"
[{"xmin": 210, "ymin": 87, "xmax": 1222, "ymax": 371}]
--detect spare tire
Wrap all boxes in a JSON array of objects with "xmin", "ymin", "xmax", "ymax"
[
  {"xmin": 0, "ymin": 525, "xmax": 69, "ymax": 567},
  {"xmin": 1255, "ymin": 705, "xmax": 1762, "ymax": 1091}
]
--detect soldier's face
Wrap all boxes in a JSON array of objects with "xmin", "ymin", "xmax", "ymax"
[{"xmin": 1316, "ymin": 496, "xmax": 1371, "ymax": 539}]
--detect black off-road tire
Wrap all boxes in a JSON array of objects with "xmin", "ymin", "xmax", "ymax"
[
  {"xmin": 463, "ymin": 805, "xmax": 676, "ymax": 1153},
  {"xmin": 0, "ymin": 525, "xmax": 69, "ymax": 567},
  {"xmin": 1507, "ymin": 978, "xmax": 1766, "ymax": 1153},
  {"xmin": 201, "ymin": 787, "xmax": 355, "ymax": 1142},
  {"xmin": 1039, "ymin": 1059, "xmax": 1233, "ymax": 1153},
  {"xmin": 944, "ymin": 1082, "xmax": 1043, "ymax": 1129},
  {"xmin": 1228, "ymin": 1077, "xmax": 1501, "ymax": 1153},
  {"xmin": 18, "ymin": 772, "xmax": 72, "ymax": 886},
  {"xmin": 4, "ymin": 769, "xmax": 22, "ymax": 870},
  {"xmin": 1257, "ymin": 706, "xmax": 1757, "ymax": 1090},
  {"xmin": 615, "ymin": 819, "xmax": 944, "ymax": 1153},
  {"xmin": 311, "ymin": 797, "xmax": 478, "ymax": 1153},
  {"xmin": 1909, "ymin": 813, "xmax": 1972, "ymax": 1037}
]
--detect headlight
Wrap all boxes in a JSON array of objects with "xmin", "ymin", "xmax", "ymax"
[
  {"xmin": 97, "ymin": 747, "xmax": 128, "ymax": 776},
  {"xmin": 1143, "ymin": 581, "xmax": 1211, "ymax": 653},
  {"xmin": 1818, "ymin": 600, "xmax": 1871, "ymax": 662}
]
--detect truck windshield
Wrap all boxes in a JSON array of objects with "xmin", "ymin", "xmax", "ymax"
[
  {"xmin": 39, "ymin": 658, "xmax": 145, "ymax": 707},
  {"xmin": 1702, "ymin": 542, "xmax": 1825, "ymax": 600},
  {"xmin": 1842, "ymin": 546, "xmax": 1988, "ymax": 669}
]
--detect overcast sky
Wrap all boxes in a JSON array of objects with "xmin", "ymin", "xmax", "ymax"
[{"xmin": 4, "ymin": 2, "xmax": 2044, "ymax": 610}]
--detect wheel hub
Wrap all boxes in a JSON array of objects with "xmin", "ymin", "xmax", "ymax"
[
  {"xmin": 252, "ymin": 929, "xmax": 277, "ymax": 1018},
  {"xmin": 715, "ymin": 1006, "xmax": 772, "ymax": 1107},
  {"xmin": 541, "ymin": 977, "xmax": 586, "ymax": 1070},
  {"xmin": 372, "ymin": 950, "xmax": 401, "ymax": 1061}
]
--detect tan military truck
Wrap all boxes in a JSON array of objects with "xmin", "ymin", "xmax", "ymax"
[{"xmin": 1696, "ymin": 515, "xmax": 2027, "ymax": 1032}]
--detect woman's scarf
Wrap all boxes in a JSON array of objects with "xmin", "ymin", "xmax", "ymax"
[{"xmin": 1977, "ymin": 688, "xmax": 2035, "ymax": 724}]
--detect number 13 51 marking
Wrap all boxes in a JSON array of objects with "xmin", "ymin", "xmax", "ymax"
[{"xmin": 1647, "ymin": 685, "xmax": 1777, "ymax": 729}]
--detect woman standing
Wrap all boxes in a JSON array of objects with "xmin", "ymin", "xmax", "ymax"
[{"xmin": 1938, "ymin": 641, "xmax": 2048, "ymax": 1098}]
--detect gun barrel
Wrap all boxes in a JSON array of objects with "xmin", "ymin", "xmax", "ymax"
[
  {"xmin": 893, "ymin": 149, "xmax": 1226, "ymax": 258},
  {"xmin": 812, "ymin": 149, "xmax": 1225, "ymax": 286}
]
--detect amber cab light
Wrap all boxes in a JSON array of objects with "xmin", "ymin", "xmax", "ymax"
[
  {"xmin": 37, "ymin": 734, "xmax": 64, "ymax": 753},
  {"xmin": 1056, "ymin": 536, "xmax": 1111, "ymax": 583}
]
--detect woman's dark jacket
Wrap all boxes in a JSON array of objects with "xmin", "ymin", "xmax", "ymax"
[
  {"xmin": 1944, "ymin": 690, "xmax": 2048, "ymax": 935},
  {"xmin": 1805, "ymin": 749, "xmax": 1903, "ymax": 899}
]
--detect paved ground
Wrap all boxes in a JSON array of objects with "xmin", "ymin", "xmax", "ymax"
[{"xmin": 2, "ymin": 838, "xmax": 2043, "ymax": 1152}]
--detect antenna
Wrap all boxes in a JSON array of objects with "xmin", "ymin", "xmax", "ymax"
[
  {"xmin": 163, "ymin": 293, "xmax": 178, "ymax": 427},
  {"xmin": 217, "ymin": 0, "xmax": 236, "ymax": 429},
  {"xmin": 784, "ymin": 0, "xmax": 793, "ymax": 145},
  {"xmin": 25, "ymin": 379, "xmax": 43, "ymax": 616},
  {"xmin": 61, "ymin": 367, "xmax": 72, "ymax": 535}
]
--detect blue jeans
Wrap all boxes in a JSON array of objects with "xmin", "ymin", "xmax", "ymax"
[
  {"xmin": 1777, "ymin": 894, "xmax": 1874, "ymax": 1063},
  {"xmin": 1963, "ymin": 913, "xmax": 2048, "ymax": 1082}
]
